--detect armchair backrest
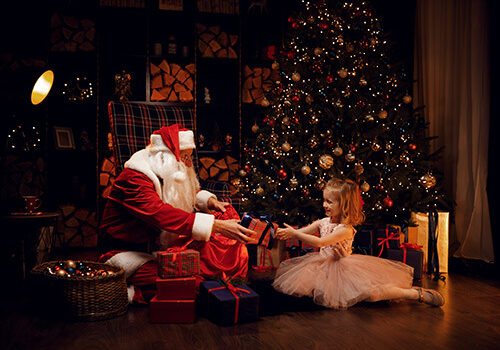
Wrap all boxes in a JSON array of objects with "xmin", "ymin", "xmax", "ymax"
[{"xmin": 107, "ymin": 101, "xmax": 197, "ymax": 173}]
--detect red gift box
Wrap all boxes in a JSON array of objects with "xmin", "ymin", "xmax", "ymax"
[
  {"xmin": 156, "ymin": 277, "xmax": 196, "ymax": 300},
  {"xmin": 157, "ymin": 248, "xmax": 200, "ymax": 278},
  {"xmin": 149, "ymin": 296, "xmax": 196, "ymax": 323}
]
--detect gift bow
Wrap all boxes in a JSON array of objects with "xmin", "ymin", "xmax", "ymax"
[
  {"xmin": 209, "ymin": 273, "xmax": 251, "ymax": 324},
  {"xmin": 377, "ymin": 232, "xmax": 400, "ymax": 257},
  {"xmin": 399, "ymin": 242, "xmax": 423, "ymax": 264},
  {"xmin": 165, "ymin": 239, "xmax": 193, "ymax": 275}
]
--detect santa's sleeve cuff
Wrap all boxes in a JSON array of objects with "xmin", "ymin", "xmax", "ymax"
[
  {"xmin": 196, "ymin": 190, "xmax": 216, "ymax": 212},
  {"xmin": 192, "ymin": 213, "xmax": 214, "ymax": 242}
]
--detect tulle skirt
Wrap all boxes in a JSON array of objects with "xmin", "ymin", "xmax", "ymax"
[{"xmin": 272, "ymin": 253, "xmax": 414, "ymax": 309}]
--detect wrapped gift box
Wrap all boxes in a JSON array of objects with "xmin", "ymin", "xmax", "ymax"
[
  {"xmin": 149, "ymin": 296, "xmax": 196, "ymax": 323},
  {"xmin": 404, "ymin": 226, "xmax": 419, "ymax": 244},
  {"xmin": 157, "ymin": 249, "xmax": 200, "ymax": 278},
  {"xmin": 241, "ymin": 214, "xmax": 274, "ymax": 247},
  {"xmin": 374, "ymin": 225, "xmax": 402, "ymax": 257},
  {"xmin": 387, "ymin": 246, "xmax": 424, "ymax": 280},
  {"xmin": 353, "ymin": 228, "xmax": 373, "ymax": 255},
  {"xmin": 156, "ymin": 277, "xmax": 196, "ymax": 300},
  {"xmin": 199, "ymin": 280, "xmax": 259, "ymax": 326},
  {"xmin": 411, "ymin": 211, "xmax": 449, "ymax": 273}
]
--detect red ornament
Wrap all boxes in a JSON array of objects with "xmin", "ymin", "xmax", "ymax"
[
  {"xmin": 287, "ymin": 52, "xmax": 295, "ymax": 59},
  {"xmin": 268, "ymin": 119, "xmax": 276, "ymax": 127},
  {"xmin": 409, "ymin": 143, "xmax": 417, "ymax": 150},
  {"xmin": 292, "ymin": 22, "xmax": 299, "ymax": 29},
  {"xmin": 244, "ymin": 165, "xmax": 251, "ymax": 173},
  {"xmin": 288, "ymin": 16, "xmax": 294, "ymax": 23},
  {"xmin": 326, "ymin": 76, "xmax": 333, "ymax": 83},
  {"xmin": 319, "ymin": 23, "xmax": 328, "ymax": 30},
  {"xmin": 278, "ymin": 169, "xmax": 287, "ymax": 180},
  {"xmin": 382, "ymin": 197, "xmax": 393, "ymax": 208},
  {"xmin": 292, "ymin": 96, "xmax": 300, "ymax": 102},
  {"xmin": 350, "ymin": 144, "xmax": 356, "ymax": 152}
]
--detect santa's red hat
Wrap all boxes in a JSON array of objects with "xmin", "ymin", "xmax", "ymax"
[{"xmin": 150, "ymin": 124, "xmax": 195, "ymax": 160}]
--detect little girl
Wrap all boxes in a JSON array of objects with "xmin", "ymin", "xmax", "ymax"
[{"xmin": 272, "ymin": 178, "xmax": 444, "ymax": 309}]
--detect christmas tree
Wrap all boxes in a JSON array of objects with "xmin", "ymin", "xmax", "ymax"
[{"xmin": 240, "ymin": 0, "xmax": 450, "ymax": 226}]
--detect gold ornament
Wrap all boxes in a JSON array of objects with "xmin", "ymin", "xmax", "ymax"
[
  {"xmin": 345, "ymin": 151, "xmax": 355, "ymax": 162},
  {"xmin": 305, "ymin": 95, "xmax": 313, "ymax": 104},
  {"xmin": 378, "ymin": 110, "xmax": 388, "ymax": 119},
  {"xmin": 375, "ymin": 202, "xmax": 383, "ymax": 210},
  {"xmin": 360, "ymin": 181, "xmax": 370, "ymax": 192},
  {"xmin": 308, "ymin": 136, "xmax": 319, "ymax": 148},
  {"xmin": 338, "ymin": 69, "xmax": 348, "ymax": 78},
  {"xmin": 403, "ymin": 95, "xmax": 412, "ymax": 104},
  {"xmin": 319, "ymin": 154, "xmax": 334, "ymax": 169},
  {"xmin": 256, "ymin": 187, "xmax": 264, "ymax": 195},
  {"xmin": 67, "ymin": 260, "xmax": 76, "ymax": 268},
  {"xmin": 365, "ymin": 114, "xmax": 374, "ymax": 122},
  {"xmin": 281, "ymin": 142, "xmax": 291, "ymax": 152},
  {"xmin": 282, "ymin": 116, "xmax": 290, "ymax": 125},
  {"xmin": 359, "ymin": 78, "xmax": 367, "ymax": 86},
  {"xmin": 400, "ymin": 151, "xmax": 410, "ymax": 163},
  {"xmin": 371, "ymin": 142, "xmax": 381, "ymax": 151},
  {"xmin": 315, "ymin": 178, "xmax": 326, "ymax": 190},
  {"xmin": 301, "ymin": 165, "xmax": 311, "ymax": 175},
  {"xmin": 310, "ymin": 114, "xmax": 319, "ymax": 124},
  {"xmin": 289, "ymin": 177, "xmax": 298, "ymax": 188},
  {"xmin": 251, "ymin": 123, "xmax": 259, "ymax": 133},
  {"xmin": 333, "ymin": 146, "xmax": 343, "ymax": 157},
  {"xmin": 272, "ymin": 61, "xmax": 280, "ymax": 70},
  {"xmin": 261, "ymin": 98, "xmax": 270, "ymax": 107},
  {"xmin": 385, "ymin": 141, "xmax": 393, "ymax": 150},
  {"xmin": 239, "ymin": 169, "xmax": 247, "ymax": 177},
  {"xmin": 292, "ymin": 72, "xmax": 301, "ymax": 82},
  {"xmin": 354, "ymin": 164, "xmax": 364, "ymax": 175},
  {"xmin": 419, "ymin": 173, "xmax": 437, "ymax": 189},
  {"xmin": 314, "ymin": 47, "xmax": 323, "ymax": 56}
]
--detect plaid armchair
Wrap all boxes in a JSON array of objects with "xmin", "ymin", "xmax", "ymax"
[{"xmin": 107, "ymin": 101, "xmax": 235, "ymax": 205}]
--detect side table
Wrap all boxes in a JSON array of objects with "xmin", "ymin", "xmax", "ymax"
[{"xmin": 1, "ymin": 212, "xmax": 59, "ymax": 280}]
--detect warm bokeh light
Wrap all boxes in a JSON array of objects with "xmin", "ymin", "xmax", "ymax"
[{"xmin": 31, "ymin": 70, "xmax": 54, "ymax": 105}]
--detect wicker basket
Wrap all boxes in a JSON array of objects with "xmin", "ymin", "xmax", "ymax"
[{"xmin": 31, "ymin": 260, "xmax": 128, "ymax": 321}]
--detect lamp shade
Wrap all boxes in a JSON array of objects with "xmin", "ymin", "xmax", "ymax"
[{"xmin": 31, "ymin": 70, "xmax": 54, "ymax": 105}]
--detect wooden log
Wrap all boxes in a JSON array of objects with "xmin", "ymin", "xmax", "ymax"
[
  {"xmin": 185, "ymin": 64, "xmax": 195, "ymax": 74},
  {"xmin": 199, "ymin": 168, "xmax": 209, "ymax": 180},
  {"xmin": 208, "ymin": 39, "xmax": 222, "ymax": 53},
  {"xmin": 203, "ymin": 47, "xmax": 214, "ymax": 57},
  {"xmin": 244, "ymin": 65, "xmax": 253, "ymax": 78},
  {"xmin": 176, "ymin": 69, "xmax": 190, "ymax": 83},
  {"xmin": 75, "ymin": 208, "xmax": 89, "ymax": 221},
  {"xmin": 179, "ymin": 90, "xmax": 193, "ymax": 102},
  {"xmin": 184, "ymin": 77, "xmax": 194, "ymax": 91},
  {"xmin": 150, "ymin": 63, "xmax": 161, "ymax": 76},
  {"xmin": 162, "ymin": 73, "xmax": 175, "ymax": 86},
  {"xmin": 228, "ymin": 47, "xmax": 237, "ymax": 59},
  {"xmin": 242, "ymin": 89, "xmax": 252, "ymax": 103},
  {"xmin": 252, "ymin": 75, "xmax": 262, "ymax": 88},
  {"xmin": 217, "ymin": 170, "xmax": 229, "ymax": 182},
  {"xmin": 262, "ymin": 68, "xmax": 271, "ymax": 80},
  {"xmin": 63, "ymin": 15, "xmax": 79, "ymax": 29},
  {"xmin": 174, "ymin": 82, "xmax": 187, "ymax": 93},
  {"xmin": 151, "ymin": 75, "xmax": 163, "ymax": 89},
  {"xmin": 254, "ymin": 68, "xmax": 262, "ymax": 76},
  {"xmin": 215, "ymin": 158, "xmax": 228, "ymax": 169},
  {"xmin": 100, "ymin": 173, "xmax": 110, "ymax": 186},
  {"xmin": 151, "ymin": 89, "xmax": 166, "ymax": 101},
  {"xmin": 218, "ymin": 32, "xmax": 228, "ymax": 47},
  {"xmin": 170, "ymin": 63, "xmax": 181, "ymax": 77},
  {"xmin": 200, "ymin": 157, "xmax": 216, "ymax": 169},
  {"xmin": 159, "ymin": 60, "xmax": 170, "ymax": 74},
  {"xmin": 209, "ymin": 166, "xmax": 220, "ymax": 178},
  {"xmin": 216, "ymin": 49, "xmax": 227, "ymax": 58},
  {"xmin": 159, "ymin": 87, "xmax": 172, "ymax": 99},
  {"xmin": 167, "ymin": 91, "xmax": 178, "ymax": 102},
  {"xmin": 73, "ymin": 30, "xmax": 85, "ymax": 43},
  {"xmin": 230, "ymin": 34, "xmax": 238, "ymax": 46},
  {"xmin": 209, "ymin": 25, "xmax": 220, "ymax": 35}
]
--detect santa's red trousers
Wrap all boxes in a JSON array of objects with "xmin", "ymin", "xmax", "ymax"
[{"xmin": 99, "ymin": 205, "xmax": 248, "ymax": 302}]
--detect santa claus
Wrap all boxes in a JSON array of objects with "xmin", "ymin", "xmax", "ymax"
[{"xmin": 99, "ymin": 124, "xmax": 254, "ymax": 303}]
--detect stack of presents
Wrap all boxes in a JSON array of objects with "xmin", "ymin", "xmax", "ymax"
[
  {"xmin": 149, "ymin": 210, "xmax": 449, "ymax": 324},
  {"xmin": 150, "ymin": 243, "xmax": 259, "ymax": 325}
]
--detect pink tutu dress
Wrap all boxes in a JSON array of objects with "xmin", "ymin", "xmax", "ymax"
[{"xmin": 272, "ymin": 218, "xmax": 414, "ymax": 309}]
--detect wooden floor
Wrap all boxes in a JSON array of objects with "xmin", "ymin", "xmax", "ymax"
[{"xmin": 2, "ymin": 254, "xmax": 500, "ymax": 350}]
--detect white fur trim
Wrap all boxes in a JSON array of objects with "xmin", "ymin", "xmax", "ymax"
[
  {"xmin": 178, "ymin": 130, "xmax": 195, "ymax": 150},
  {"xmin": 104, "ymin": 251, "xmax": 155, "ymax": 279},
  {"xmin": 196, "ymin": 190, "xmax": 216, "ymax": 212},
  {"xmin": 124, "ymin": 149, "xmax": 162, "ymax": 198},
  {"xmin": 192, "ymin": 213, "xmax": 214, "ymax": 242},
  {"xmin": 150, "ymin": 134, "xmax": 169, "ymax": 152},
  {"xmin": 127, "ymin": 285, "xmax": 135, "ymax": 304}
]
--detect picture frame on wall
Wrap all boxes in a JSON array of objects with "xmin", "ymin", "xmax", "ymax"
[{"xmin": 53, "ymin": 126, "xmax": 75, "ymax": 150}]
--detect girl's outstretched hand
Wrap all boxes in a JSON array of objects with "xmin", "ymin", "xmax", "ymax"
[{"xmin": 276, "ymin": 223, "xmax": 296, "ymax": 240}]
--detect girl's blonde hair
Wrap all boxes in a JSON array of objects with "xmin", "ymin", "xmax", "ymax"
[{"xmin": 324, "ymin": 178, "xmax": 365, "ymax": 226}]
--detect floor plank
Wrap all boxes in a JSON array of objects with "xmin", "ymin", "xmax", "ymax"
[{"xmin": 2, "ymin": 270, "xmax": 500, "ymax": 350}]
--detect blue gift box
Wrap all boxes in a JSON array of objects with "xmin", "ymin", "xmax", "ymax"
[
  {"xmin": 387, "ymin": 248, "xmax": 423, "ymax": 280},
  {"xmin": 199, "ymin": 281, "xmax": 259, "ymax": 326}
]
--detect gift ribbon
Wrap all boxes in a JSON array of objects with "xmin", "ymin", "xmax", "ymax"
[
  {"xmin": 377, "ymin": 232, "xmax": 400, "ymax": 257},
  {"xmin": 208, "ymin": 283, "xmax": 251, "ymax": 324},
  {"xmin": 427, "ymin": 211, "xmax": 445, "ymax": 281},
  {"xmin": 252, "ymin": 247, "xmax": 277, "ymax": 272},
  {"xmin": 165, "ymin": 239, "xmax": 193, "ymax": 276},
  {"xmin": 399, "ymin": 242, "xmax": 423, "ymax": 264}
]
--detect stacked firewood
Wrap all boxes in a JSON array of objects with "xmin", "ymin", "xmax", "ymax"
[
  {"xmin": 50, "ymin": 13, "xmax": 96, "ymax": 52},
  {"xmin": 55, "ymin": 205, "xmax": 98, "ymax": 248},
  {"xmin": 99, "ymin": 156, "xmax": 117, "ymax": 199},
  {"xmin": 242, "ymin": 65, "xmax": 279, "ymax": 104},
  {"xmin": 150, "ymin": 60, "xmax": 195, "ymax": 102},
  {"xmin": 196, "ymin": 24, "xmax": 238, "ymax": 58},
  {"xmin": 199, "ymin": 155, "xmax": 239, "ymax": 182}
]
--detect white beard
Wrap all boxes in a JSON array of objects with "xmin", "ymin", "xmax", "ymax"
[{"xmin": 149, "ymin": 150, "xmax": 200, "ymax": 213}]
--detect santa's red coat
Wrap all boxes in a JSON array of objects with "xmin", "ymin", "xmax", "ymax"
[{"xmin": 99, "ymin": 168, "xmax": 248, "ymax": 298}]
